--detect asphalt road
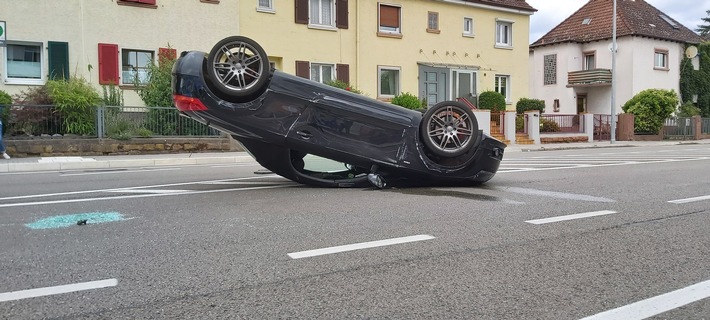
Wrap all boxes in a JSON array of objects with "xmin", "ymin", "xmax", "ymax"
[{"xmin": 1, "ymin": 144, "xmax": 709, "ymax": 319}]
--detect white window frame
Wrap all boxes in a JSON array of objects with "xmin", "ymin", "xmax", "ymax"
[
  {"xmin": 121, "ymin": 49, "xmax": 155, "ymax": 86},
  {"xmin": 3, "ymin": 41, "xmax": 46, "ymax": 85},
  {"xmin": 310, "ymin": 63, "xmax": 334, "ymax": 84},
  {"xmin": 309, "ymin": 0, "xmax": 336, "ymax": 29},
  {"xmin": 257, "ymin": 0, "xmax": 274, "ymax": 13},
  {"xmin": 494, "ymin": 74, "xmax": 511, "ymax": 103},
  {"xmin": 451, "ymin": 69, "xmax": 477, "ymax": 100},
  {"xmin": 495, "ymin": 19, "xmax": 514, "ymax": 48},
  {"xmin": 583, "ymin": 51, "xmax": 596, "ymax": 70},
  {"xmin": 378, "ymin": 3, "xmax": 402, "ymax": 35},
  {"xmin": 378, "ymin": 66, "xmax": 401, "ymax": 98},
  {"xmin": 463, "ymin": 17, "xmax": 474, "ymax": 37},
  {"xmin": 654, "ymin": 49, "xmax": 669, "ymax": 70}
]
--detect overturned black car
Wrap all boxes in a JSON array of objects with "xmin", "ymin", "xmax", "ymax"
[{"xmin": 172, "ymin": 36, "xmax": 505, "ymax": 188}]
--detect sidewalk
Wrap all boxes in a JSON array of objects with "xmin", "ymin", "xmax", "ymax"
[{"xmin": 1, "ymin": 140, "xmax": 708, "ymax": 173}]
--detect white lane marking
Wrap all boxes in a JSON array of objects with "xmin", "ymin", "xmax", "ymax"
[
  {"xmin": 0, "ymin": 185, "xmax": 294, "ymax": 208},
  {"xmin": 197, "ymin": 181, "xmax": 276, "ymax": 185},
  {"xmin": 209, "ymin": 164, "xmax": 261, "ymax": 168},
  {"xmin": 0, "ymin": 176, "xmax": 280, "ymax": 201},
  {"xmin": 525, "ymin": 210, "xmax": 617, "ymax": 225},
  {"xmin": 60, "ymin": 168, "xmax": 180, "ymax": 176},
  {"xmin": 668, "ymin": 195, "xmax": 710, "ymax": 204},
  {"xmin": 579, "ymin": 279, "xmax": 710, "ymax": 320},
  {"xmin": 288, "ymin": 235, "xmax": 435, "ymax": 259},
  {"xmin": 104, "ymin": 189, "xmax": 191, "ymax": 194},
  {"xmin": 0, "ymin": 279, "xmax": 118, "ymax": 303},
  {"xmin": 496, "ymin": 158, "xmax": 708, "ymax": 173},
  {"xmin": 496, "ymin": 187, "xmax": 616, "ymax": 203}
]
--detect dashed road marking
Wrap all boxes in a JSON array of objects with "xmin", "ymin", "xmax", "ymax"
[
  {"xmin": 668, "ymin": 195, "xmax": 710, "ymax": 204},
  {"xmin": 0, "ymin": 279, "xmax": 118, "ymax": 303},
  {"xmin": 579, "ymin": 279, "xmax": 710, "ymax": 320},
  {"xmin": 288, "ymin": 235, "xmax": 436, "ymax": 259},
  {"xmin": 525, "ymin": 210, "xmax": 617, "ymax": 225}
]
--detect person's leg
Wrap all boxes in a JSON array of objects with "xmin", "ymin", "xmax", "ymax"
[{"xmin": 0, "ymin": 120, "xmax": 9, "ymax": 159}]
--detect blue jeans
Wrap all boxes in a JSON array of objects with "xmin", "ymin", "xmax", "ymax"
[{"xmin": 0, "ymin": 119, "xmax": 6, "ymax": 153}]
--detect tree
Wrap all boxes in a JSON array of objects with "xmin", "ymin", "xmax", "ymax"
[{"xmin": 696, "ymin": 10, "xmax": 710, "ymax": 37}]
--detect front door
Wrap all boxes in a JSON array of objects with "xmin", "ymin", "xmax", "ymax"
[
  {"xmin": 576, "ymin": 95, "xmax": 587, "ymax": 114},
  {"xmin": 419, "ymin": 66, "xmax": 448, "ymax": 107}
]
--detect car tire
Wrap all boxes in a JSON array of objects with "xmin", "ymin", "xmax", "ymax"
[
  {"xmin": 205, "ymin": 36, "xmax": 270, "ymax": 103},
  {"xmin": 420, "ymin": 101, "xmax": 479, "ymax": 158}
]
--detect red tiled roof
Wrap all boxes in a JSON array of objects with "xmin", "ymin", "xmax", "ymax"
[
  {"xmin": 460, "ymin": 0, "xmax": 536, "ymax": 12},
  {"xmin": 531, "ymin": 0, "xmax": 703, "ymax": 47}
]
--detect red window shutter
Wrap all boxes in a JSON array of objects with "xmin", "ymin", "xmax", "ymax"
[
  {"xmin": 336, "ymin": 64, "xmax": 349, "ymax": 83},
  {"xmin": 295, "ymin": 0, "xmax": 308, "ymax": 24},
  {"xmin": 295, "ymin": 60, "xmax": 310, "ymax": 78},
  {"xmin": 98, "ymin": 43, "xmax": 119, "ymax": 85},
  {"xmin": 336, "ymin": 0, "xmax": 349, "ymax": 29},
  {"xmin": 380, "ymin": 5, "xmax": 400, "ymax": 28},
  {"xmin": 158, "ymin": 47, "xmax": 177, "ymax": 66}
]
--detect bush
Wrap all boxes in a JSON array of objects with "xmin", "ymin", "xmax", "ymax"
[
  {"xmin": 47, "ymin": 76, "xmax": 102, "ymax": 135},
  {"xmin": 516, "ymin": 98, "xmax": 545, "ymax": 114},
  {"xmin": 391, "ymin": 92, "xmax": 426, "ymax": 110},
  {"xmin": 325, "ymin": 80, "xmax": 363, "ymax": 94},
  {"xmin": 677, "ymin": 102, "xmax": 701, "ymax": 117},
  {"xmin": 539, "ymin": 118, "xmax": 560, "ymax": 132},
  {"xmin": 478, "ymin": 91, "xmax": 506, "ymax": 112},
  {"xmin": 622, "ymin": 89, "xmax": 678, "ymax": 134}
]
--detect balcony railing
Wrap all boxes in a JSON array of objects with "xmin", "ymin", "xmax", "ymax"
[{"xmin": 567, "ymin": 69, "xmax": 612, "ymax": 87}]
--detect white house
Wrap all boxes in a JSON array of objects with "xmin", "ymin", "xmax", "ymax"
[{"xmin": 528, "ymin": 0, "xmax": 703, "ymax": 115}]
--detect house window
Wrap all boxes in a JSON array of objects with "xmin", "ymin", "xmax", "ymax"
[
  {"xmin": 427, "ymin": 12, "xmax": 439, "ymax": 33},
  {"xmin": 378, "ymin": 66, "xmax": 400, "ymax": 98},
  {"xmin": 654, "ymin": 49, "xmax": 668, "ymax": 70},
  {"xmin": 583, "ymin": 52, "xmax": 596, "ymax": 70},
  {"xmin": 495, "ymin": 20, "xmax": 513, "ymax": 48},
  {"xmin": 463, "ymin": 17, "xmax": 474, "ymax": 37},
  {"xmin": 257, "ymin": 0, "xmax": 273, "ymax": 12},
  {"xmin": 122, "ymin": 49, "xmax": 154, "ymax": 85},
  {"xmin": 543, "ymin": 54, "xmax": 557, "ymax": 85},
  {"xmin": 495, "ymin": 75, "xmax": 511, "ymax": 102},
  {"xmin": 310, "ymin": 63, "xmax": 334, "ymax": 84},
  {"xmin": 309, "ymin": 0, "xmax": 335, "ymax": 28},
  {"xmin": 378, "ymin": 4, "xmax": 401, "ymax": 36},
  {"xmin": 4, "ymin": 42, "xmax": 44, "ymax": 85}
]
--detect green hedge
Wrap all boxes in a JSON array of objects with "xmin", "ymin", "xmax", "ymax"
[{"xmin": 478, "ymin": 91, "xmax": 506, "ymax": 112}]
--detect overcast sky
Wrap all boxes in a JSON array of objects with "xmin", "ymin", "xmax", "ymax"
[{"xmin": 526, "ymin": 0, "xmax": 710, "ymax": 43}]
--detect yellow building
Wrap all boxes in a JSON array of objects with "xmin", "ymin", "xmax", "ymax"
[
  {"xmin": 240, "ymin": 0, "xmax": 535, "ymax": 108},
  {"xmin": 1, "ymin": 0, "xmax": 535, "ymax": 109},
  {"xmin": 0, "ymin": 0, "xmax": 238, "ymax": 106}
]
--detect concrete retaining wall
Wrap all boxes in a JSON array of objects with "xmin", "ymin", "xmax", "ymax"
[{"xmin": 3, "ymin": 136, "xmax": 242, "ymax": 157}]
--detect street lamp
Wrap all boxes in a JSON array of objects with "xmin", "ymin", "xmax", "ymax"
[{"xmin": 610, "ymin": 0, "xmax": 617, "ymax": 144}]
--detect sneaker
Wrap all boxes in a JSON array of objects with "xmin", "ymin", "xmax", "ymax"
[{"xmin": 2, "ymin": 153, "xmax": 9, "ymax": 160}]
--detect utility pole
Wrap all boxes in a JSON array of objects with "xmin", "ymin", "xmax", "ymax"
[{"xmin": 610, "ymin": 0, "xmax": 617, "ymax": 144}]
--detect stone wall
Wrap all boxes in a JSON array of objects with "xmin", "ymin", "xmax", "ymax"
[{"xmin": 3, "ymin": 136, "xmax": 243, "ymax": 157}]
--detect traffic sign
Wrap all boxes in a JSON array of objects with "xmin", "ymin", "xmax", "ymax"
[{"xmin": 0, "ymin": 21, "xmax": 6, "ymax": 46}]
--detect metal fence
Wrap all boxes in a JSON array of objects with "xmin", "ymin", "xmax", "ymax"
[
  {"xmin": 663, "ymin": 117, "xmax": 695, "ymax": 140},
  {"xmin": 703, "ymin": 118, "xmax": 710, "ymax": 134},
  {"xmin": 540, "ymin": 114, "xmax": 583, "ymax": 133},
  {"xmin": 1, "ymin": 104, "xmax": 219, "ymax": 139},
  {"xmin": 594, "ymin": 114, "xmax": 612, "ymax": 141},
  {"xmin": 515, "ymin": 114, "xmax": 528, "ymax": 134}
]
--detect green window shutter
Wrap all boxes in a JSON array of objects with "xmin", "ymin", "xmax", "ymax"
[{"xmin": 48, "ymin": 41, "xmax": 70, "ymax": 80}]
